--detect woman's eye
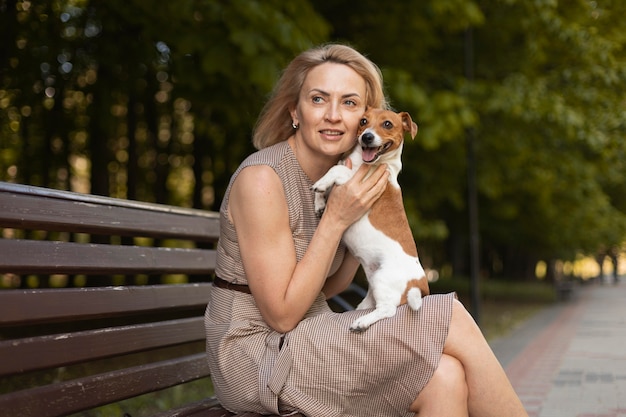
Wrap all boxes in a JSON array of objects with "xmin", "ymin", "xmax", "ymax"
[
  {"xmin": 312, "ymin": 96, "xmax": 323, "ymax": 104},
  {"xmin": 383, "ymin": 121, "xmax": 393, "ymax": 129},
  {"xmin": 344, "ymin": 99, "xmax": 356, "ymax": 106},
  {"xmin": 360, "ymin": 118, "xmax": 368, "ymax": 126}
]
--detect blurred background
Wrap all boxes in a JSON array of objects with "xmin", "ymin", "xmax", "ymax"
[{"xmin": 2, "ymin": 0, "xmax": 625, "ymax": 290}]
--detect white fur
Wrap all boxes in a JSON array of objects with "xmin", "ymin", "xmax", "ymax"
[{"xmin": 312, "ymin": 126, "xmax": 426, "ymax": 332}]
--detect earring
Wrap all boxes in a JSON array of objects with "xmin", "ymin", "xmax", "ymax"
[{"xmin": 292, "ymin": 122, "xmax": 298, "ymax": 129}]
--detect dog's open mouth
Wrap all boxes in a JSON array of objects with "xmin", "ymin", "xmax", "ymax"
[{"xmin": 362, "ymin": 142, "xmax": 392, "ymax": 163}]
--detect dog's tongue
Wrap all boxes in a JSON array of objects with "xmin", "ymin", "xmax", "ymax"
[{"xmin": 362, "ymin": 147, "xmax": 378, "ymax": 163}]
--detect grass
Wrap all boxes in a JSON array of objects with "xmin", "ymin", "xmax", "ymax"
[
  {"xmin": 478, "ymin": 299, "xmax": 549, "ymax": 341},
  {"xmin": 429, "ymin": 276, "xmax": 556, "ymax": 340}
]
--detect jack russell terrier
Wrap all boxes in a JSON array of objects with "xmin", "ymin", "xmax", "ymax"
[{"xmin": 312, "ymin": 108, "xmax": 429, "ymax": 332}]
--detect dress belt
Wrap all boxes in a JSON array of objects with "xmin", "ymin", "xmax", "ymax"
[{"xmin": 213, "ymin": 276, "xmax": 252, "ymax": 294}]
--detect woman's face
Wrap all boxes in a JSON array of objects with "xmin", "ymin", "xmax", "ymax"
[{"xmin": 291, "ymin": 62, "xmax": 367, "ymax": 158}]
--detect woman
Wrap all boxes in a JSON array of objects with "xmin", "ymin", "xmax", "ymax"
[{"xmin": 205, "ymin": 43, "xmax": 528, "ymax": 417}]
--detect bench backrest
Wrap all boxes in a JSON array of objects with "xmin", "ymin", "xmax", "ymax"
[{"xmin": 0, "ymin": 182, "xmax": 220, "ymax": 416}]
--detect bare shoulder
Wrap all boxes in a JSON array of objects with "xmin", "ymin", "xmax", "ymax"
[
  {"xmin": 231, "ymin": 164, "xmax": 284, "ymax": 204},
  {"xmin": 229, "ymin": 164, "xmax": 288, "ymax": 228}
]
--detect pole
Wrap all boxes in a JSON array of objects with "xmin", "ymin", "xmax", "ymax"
[{"xmin": 465, "ymin": 27, "xmax": 481, "ymax": 324}]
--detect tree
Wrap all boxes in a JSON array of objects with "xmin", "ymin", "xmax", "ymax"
[
  {"xmin": 2, "ymin": 0, "xmax": 625, "ymax": 281},
  {"xmin": 472, "ymin": 0, "xmax": 626, "ymax": 277},
  {"xmin": 313, "ymin": 0, "xmax": 626, "ymax": 278},
  {"xmin": 1, "ymin": 0, "xmax": 329, "ymax": 210}
]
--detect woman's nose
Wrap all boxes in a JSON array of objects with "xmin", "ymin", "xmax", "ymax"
[{"xmin": 325, "ymin": 102, "xmax": 341, "ymax": 122}]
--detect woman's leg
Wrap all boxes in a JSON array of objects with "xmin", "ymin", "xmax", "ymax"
[
  {"xmin": 445, "ymin": 299, "xmax": 528, "ymax": 417},
  {"xmin": 410, "ymin": 354, "xmax": 469, "ymax": 416}
]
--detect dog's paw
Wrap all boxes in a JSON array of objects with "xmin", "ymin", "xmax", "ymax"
[
  {"xmin": 313, "ymin": 192, "xmax": 327, "ymax": 217},
  {"xmin": 349, "ymin": 319, "xmax": 370, "ymax": 333},
  {"xmin": 349, "ymin": 314, "xmax": 377, "ymax": 332},
  {"xmin": 311, "ymin": 178, "xmax": 330, "ymax": 194}
]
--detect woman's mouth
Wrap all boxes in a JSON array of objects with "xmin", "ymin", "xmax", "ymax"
[{"xmin": 320, "ymin": 129, "xmax": 344, "ymax": 138}]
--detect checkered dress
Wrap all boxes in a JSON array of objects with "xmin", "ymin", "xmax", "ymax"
[{"xmin": 205, "ymin": 141, "xmax": 455, "ymax": 417}]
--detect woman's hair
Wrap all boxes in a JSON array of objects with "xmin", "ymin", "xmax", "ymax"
[{"xmin": 252, "ymin": 43, "xmax": 389, "ymax": 150}]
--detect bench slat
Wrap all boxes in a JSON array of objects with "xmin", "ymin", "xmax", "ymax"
[
  {"xmin": 0, "ymin": 238, "xmax": 216, "ymax": 275},
  {"xmin": 0, "ymin": 317, "xmax": 205, "ymax": 376},
  {"xmin": 151, "ymin": 398, "xmax": 231, "ymax": 417},
  {"xmin": 0, "ymin": 283, "xmax": 212, "ymax": 325},
  {"xmin": 0, "ymin": 183, "xmax": 220, "ymax": 240},
  {"xmin": 0, "ymin": 353, "xmax": 211, "ymax": 417},
  {"xmin": 153, "ymin": 400, "xmax": 306, "ymax": 417}
]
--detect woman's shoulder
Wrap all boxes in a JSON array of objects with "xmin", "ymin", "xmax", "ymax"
[
  {"xmin": 230, "ymin": 142, "xmax": 292, "ymax": 196},
  {"xmin": 241, "ymin": 141, "xmax": 292, "ymax": 168},
  {"xmin": 224, "ymin": 140, "xmax": 300, "ymax": 209}
]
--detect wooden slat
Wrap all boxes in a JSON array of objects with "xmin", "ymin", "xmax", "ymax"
[
  {"xmin": 0, "ymin": 353, "xmax": 211, "ymax": 417},
  {"xmin": 158, "ymin": 404, "xmax": 306, "ymax": 417},
  {"xmin": 0, "ymin": 192, "xmax": 220, "ymax": 240},
  {"xmin": 0, "ymin": 238, "xmax": 216, "ymax": 275},
  {"xmin": 0, "ymin": 283, "xmax": 213, "ymax": 325},
  {"xmin": 151, "ymin": 398, "xmax": 232, "ymax": 417},
  {"xmin": 0, "ymin": 317, "xmax": 205, "ymax": 376},
  {"xmin": 153, "ymin": 401, "xmax": 306, "ymax": 417},
  {"xmin": 0, "ymin": 181, "xmax": 220, "ymax": 241}
]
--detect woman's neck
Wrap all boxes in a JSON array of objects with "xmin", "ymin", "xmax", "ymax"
[{"xmin": 288, "ymin": 136, "xmax": 340, "ymax": 182}]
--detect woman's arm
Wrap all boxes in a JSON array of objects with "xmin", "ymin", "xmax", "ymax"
[
  {"xmin": 322, "ymin": 251, "xmax": 360, "ymax": 298},
  {"xmin": 229, "ymin": 163, "xmax": 388, "ymax": 333}
]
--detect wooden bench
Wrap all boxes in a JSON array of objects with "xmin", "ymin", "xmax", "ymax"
[{"xmin": 0, "ymin": 181, "xmax": 362, "ymax": 417}]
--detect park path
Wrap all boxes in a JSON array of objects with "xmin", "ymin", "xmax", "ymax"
[{"xmin": 489, "ymin": 279, "xmax": 626, "ymax": 417}]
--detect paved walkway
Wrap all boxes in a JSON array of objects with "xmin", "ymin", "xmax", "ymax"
[{"xmin": 489, "ymin": 278, "xmax": 626, "ymax": 417}]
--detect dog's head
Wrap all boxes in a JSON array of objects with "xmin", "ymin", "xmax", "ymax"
[{"xmin": 356, "ymin": 108, "xmax": 418, "ymax": 164}]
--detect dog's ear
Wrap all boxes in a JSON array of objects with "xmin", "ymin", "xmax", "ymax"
[{"xmin": 400, "ymin": 112, "xmax": 418, "ymax": 139}]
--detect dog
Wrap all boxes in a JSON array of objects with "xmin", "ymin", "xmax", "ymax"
[{"xmin": 312, "ymin": 108, "xmax": 429, "ymax": 332}]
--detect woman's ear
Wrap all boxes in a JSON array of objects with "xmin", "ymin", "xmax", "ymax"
[{"xmin": 289, "ymin": 108, "xmax": 298, "ymax": 126}]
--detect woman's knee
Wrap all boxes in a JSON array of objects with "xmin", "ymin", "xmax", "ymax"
[
  {"xmin": 410, "ymin": 354, "xmax": 468, "ymax": 414},
  {"xmin": 435, "ymin": 354, "xmax": 468, "ymax": 396}
]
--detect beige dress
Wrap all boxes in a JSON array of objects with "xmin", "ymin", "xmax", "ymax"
[{"xmin": 205, "ymin": 141, "xmax": 455, "ymax": 417}]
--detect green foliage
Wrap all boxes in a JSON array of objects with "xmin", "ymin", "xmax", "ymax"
[
  {"xmin": 314, "ymin": 0, "xmax": 626, "ymax": 277},
  {"xmin": 0, "ymin": 0, "xmax": 329, "ymax": 206},
  {"xmin": 469, "ymin": 0, "xmax": 626, "ymax": 264}
]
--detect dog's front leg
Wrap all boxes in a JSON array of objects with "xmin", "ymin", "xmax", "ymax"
[{"xmin": 311, "ymin": 165, "xmax": 353, "ymax": 216}]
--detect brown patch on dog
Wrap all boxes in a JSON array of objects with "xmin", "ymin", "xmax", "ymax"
[
  {"xmin": 369, "ymin": 185, "xmax": 417, "ymax": 257},
  {"xmin": 400, "ymin": 278, "xmax": 430, "ymax": 305}
]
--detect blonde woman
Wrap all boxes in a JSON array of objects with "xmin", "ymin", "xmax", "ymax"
[{"xmin": 205, "ymin": 43, "xmax": 527, "ymax": 417}]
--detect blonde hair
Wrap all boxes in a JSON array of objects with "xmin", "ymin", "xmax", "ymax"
[{"xmin": 252, "ymin": 43, "xmax": 389, "ymax": 150}]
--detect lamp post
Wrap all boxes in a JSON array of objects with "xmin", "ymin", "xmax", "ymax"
[{"xmin": 465, "ymin": 26, "xmax": 481, "ymax": 325}]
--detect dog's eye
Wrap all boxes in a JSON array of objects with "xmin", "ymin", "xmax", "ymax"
[
  {"xmin": 360, "ymin": 118, "xmax": 368, "ymax": 126},
  {"xmin": 383, "ymin": 121, "xmax": 393, "ymax": 129}
]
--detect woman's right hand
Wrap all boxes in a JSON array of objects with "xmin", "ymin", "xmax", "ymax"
[{"xmin": 322, "ymin": 162, "xmax": 389, "ymax": 231}]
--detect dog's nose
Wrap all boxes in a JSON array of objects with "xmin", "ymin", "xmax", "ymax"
[{"xmin": 361, "ymin": 132, "xmax": 375, "ymax": 146}]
